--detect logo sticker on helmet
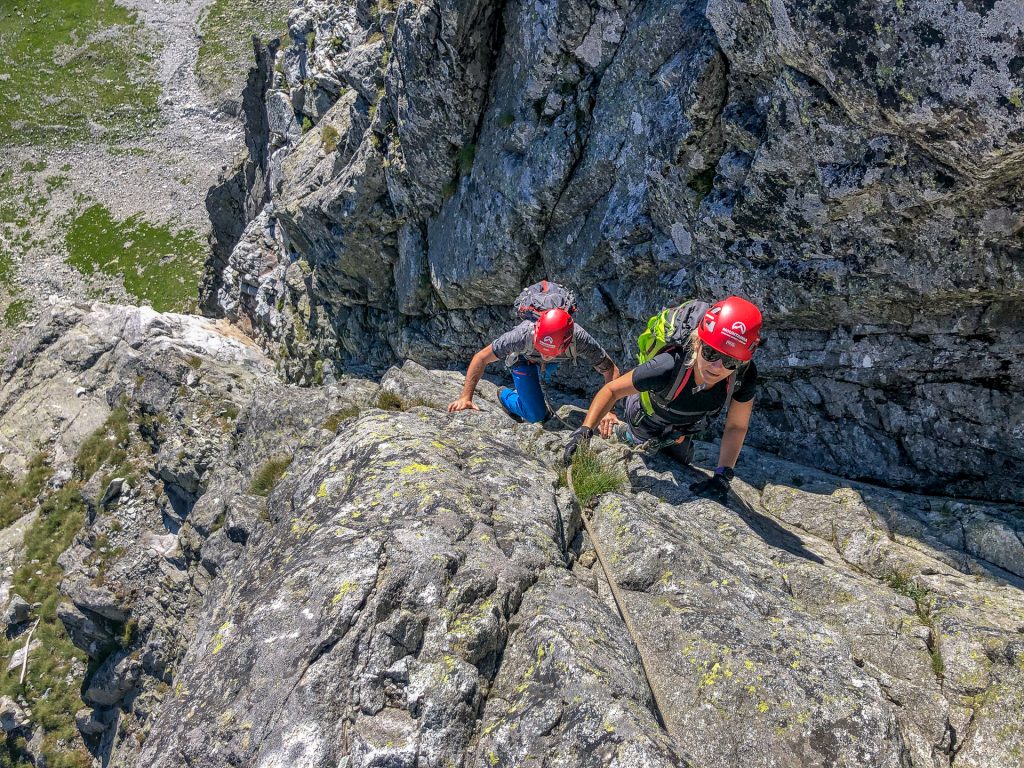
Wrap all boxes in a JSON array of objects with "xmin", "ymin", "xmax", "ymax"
[{"xmin": 731, "ymin": 321, "xmax": 747, "ymax": 334}]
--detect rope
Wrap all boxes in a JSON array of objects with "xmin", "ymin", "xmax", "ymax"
[{"xmin": 566, "ymin": 464, "xmax": 670, "ymax": 733}]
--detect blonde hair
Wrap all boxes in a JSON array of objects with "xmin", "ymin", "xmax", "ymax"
[{"xmin": 684, "ymin": 329, "xmax": 701, "ymax": 369}]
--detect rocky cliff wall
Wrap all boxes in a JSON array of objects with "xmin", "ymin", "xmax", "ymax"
[
  {"xmin": 206, "ymin": 0, "xmax": 1024, "ymax": 502},
  {"xmin": 2, "ymin": 304, "xmax": 1024, "ymax": 767}
]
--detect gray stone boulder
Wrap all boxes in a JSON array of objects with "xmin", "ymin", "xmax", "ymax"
[
  {"xmin": 3, "ymin": 593, "xmax": 31, "ymax": 627},
  {"xmin": 0, "ymin": 696, "xmax": 28, "ymax": 734}
]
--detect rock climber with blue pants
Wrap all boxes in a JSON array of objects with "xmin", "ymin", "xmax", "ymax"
[{"xmin": 447, "ymin": 282, "xmax": 619, "ymax": 423}]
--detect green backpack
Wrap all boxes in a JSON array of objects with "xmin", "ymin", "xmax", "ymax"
[
  {"xmin": 636, "ymin": 300, "xmax": 710, "ymax": 364},
  {"xmin": 637, "ymin": 300, "xmax": 737, "ymax": 418}
]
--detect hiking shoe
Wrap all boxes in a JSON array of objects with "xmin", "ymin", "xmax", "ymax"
[
  {"xmin": 611, "ymin": 422, "xmax": 637, "ymax": 445},
  {"xmin": 497, "ymin": 387, "xmax": 524, "ymax": 423}
]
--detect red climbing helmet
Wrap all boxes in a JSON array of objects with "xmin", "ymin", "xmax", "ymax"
[
  {"xmin": 697, "ymin": 297, "xmax": 762, "ymax": 361},
  {"xmin": 533, "ymin": 308, "xmax": 575, "ymax": 357}
]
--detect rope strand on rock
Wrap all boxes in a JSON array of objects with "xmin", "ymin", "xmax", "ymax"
[{"xmin": 566, "ymin": 465, "xmax": 670, "ymax": 733}]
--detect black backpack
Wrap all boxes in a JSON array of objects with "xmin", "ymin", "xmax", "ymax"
[{"xmin": 512, "ymin": 281, "xmax": 577, "ymax": 322}]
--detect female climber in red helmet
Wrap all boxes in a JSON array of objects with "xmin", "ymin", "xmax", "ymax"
[
  {"xmin": 563, "ymin": 297, "xmax": 763, "ymax": 499},
  {"xmin": 448, "ymin": 302, "xmax": 620, "ymax": 423}
]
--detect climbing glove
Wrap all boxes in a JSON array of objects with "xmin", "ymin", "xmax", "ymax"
[
  {"xmin": 563, "ymin": 426, "xmax": 594, "ymax": 466},
  {"xmin": 689, "ymin": 467, "xmax": 733, "ymax": 500}
]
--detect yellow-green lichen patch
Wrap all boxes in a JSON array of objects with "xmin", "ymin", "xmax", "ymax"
[
  {"xmin": 211, "ymin": 621, "xmax": 235, "ymax": 655},
  {"xmin": 331, "ymin": 581, "xmax": 359, "ymax": 605},
  {"xmin": 399, "ymin": 462, "xmax": 438, "ymax": 475},
  {"xmin": 290, "ymin": 518, "xmax": 319, "ymax": 535}
]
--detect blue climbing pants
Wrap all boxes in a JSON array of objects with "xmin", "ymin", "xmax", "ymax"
[{"xmin": 499, "ymin": 362, "xmax": 557, "ymax": 423}]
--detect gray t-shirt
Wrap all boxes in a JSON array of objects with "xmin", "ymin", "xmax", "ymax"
[{"xmin": 491, "ymin": 321, "xmax": 614, "ymax": 373}]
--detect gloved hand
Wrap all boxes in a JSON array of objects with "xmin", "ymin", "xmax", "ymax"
[
  {"xmin": 563, "ymin": 426, "xmax": 594, "ymax": 466},
  {"xmin": 689, "ymin": 468, "xmax": 732, "ymax": 500}
]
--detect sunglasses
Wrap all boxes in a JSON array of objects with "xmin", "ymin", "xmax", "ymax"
[{"xmin": 700, "ymin": 344, "xmax": 743, "ymax": 370}]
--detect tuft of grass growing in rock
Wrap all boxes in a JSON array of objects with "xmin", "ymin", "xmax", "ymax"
[
  {"xmin": 0, "ymin": 453, "xmax": 53, "ymax": 528},
  {"xmin": 322, "ymin": 406, "xmax": 360, "ymax": 431},
  {"xmin": 74, "ymin": 404, "xmax": 131, "ymax": 482},
  {"xmin": 885, "ymin": 569, "xmax": 944, "ymax": 678},
  {"xmin": 376, "ymin": 391, "xmax": 404, "ymax": 411},
  {"xmin": 456, "ymin": 143, "xmax": 476, "ymax": 175},
  {"xmin": 322, "ymin": 124, "xmax": 341, "ymax": 154},
  {"xmin": 375, "ymin": 391, "xmax": 432, "ymax": 411},
  {"xmin": 570, "ymin": 447, "xmax": 627, "ymax": 508},
  {"xmin": 0, "ymin": 482, "xmax": 92, "ymax": 768},
  {"xmin": 249, "ymin": 455, "xmax": 294, "ymax": 496},
  {"xmin": 64, "ymin": 203, "xmax": 205, "ymax": 313}
]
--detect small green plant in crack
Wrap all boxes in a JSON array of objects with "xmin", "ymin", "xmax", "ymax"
[
  {"xmin": 687, "ymin": 166, "xmax": 716, "ymax": 200},
  {"xmin": 322, "ymin": 124, "xmax": 341, "ymax": 153},
  {"xmin": 884, "ymin": 570, "xmax": 930, "ymax": 612},
  {"xmin": 249, "ymin": 455, "xmax": 294, "ymax": 496},
  {"xmin": 441, "ymin": 179, "xmax": 459, "ymax": 200},
  {"xmin": 456, "ymin": 143, "xmax": 476, "ymax": 175},
  {"xmin": 569, "ymin": 447, "xmax": 627, "ymax": 508},
  {"xmin": 376, "ymin": 391, "xmax": 404, "ymax": 411},
  {"xmin": 884, "ymin": 569, "xmax": 944, "ymax": 679},
  {"xmin": 497, "ymin": 111, "xmax": 515, "ymax": 128},
  {"xmin": 375, "ymin": 391, "xmax": 432, "ymax": 411},
  {"xmin": 323, "ymin": 406, "xmax": 361, "ymax": 431}
]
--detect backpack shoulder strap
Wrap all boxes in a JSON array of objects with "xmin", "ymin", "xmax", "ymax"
[{"xmin": 658, "ymin": 349, "xmax": 693, "ymax": 402}]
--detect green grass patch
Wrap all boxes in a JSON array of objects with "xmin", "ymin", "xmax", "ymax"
[
  {"xmin": 196, "ymin": 0, "xmax": 293, "ymax": 101},
  {"xmin": 884, "ymin": 570, "xmax": 930, "ymax": 614},
  {"xmin": 249, "ymin": 455, "xmax": 293, "ymax": 496},
  {"xmin": 376, "ymin": 391, "xmax": 404, "ymax": 411},
  {"xmin": 322, "ymin": 406, "xmax": 360, "ymax": 431},
  {"xmin": 64, "ymin": 203, "xmax": 205, "ymax": 312},
  {"xmin": 0, "ymin": 453, "xmax": 53, "ymax": 529},
  {"xmin": 497, "ymin": 111, "xmax": 515, "ymax": 128},
  {"xmin": 0, "ymin": 0, "xmax": 159, "ymax": 147},
  {"xmin": 0, "ymin": 405, "xmax": 163, "ymax": 766},
  {"xmin": 4, "ymin": 298, "xmax": 29, "ymax": 328},
  {"xmin": 570, "ymin": 446, "xmax": 627, "ymax": 508},
  {"xmin": 74, "ymin": 404, "xmax": 131, "ymax": 482}
]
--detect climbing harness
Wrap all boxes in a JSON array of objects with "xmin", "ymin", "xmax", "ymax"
[{"xmin": 565, "ymin": 462, "xmax": 671, "ymax": 733}]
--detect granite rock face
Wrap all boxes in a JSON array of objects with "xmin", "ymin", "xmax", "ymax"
[
  {"xmin": 1, "ymin": 308, "xmax": 1023, "ymax": 766},
  {"xmin": 207, "ymin": 0, "xmax": 1024, "ymax": 503}
]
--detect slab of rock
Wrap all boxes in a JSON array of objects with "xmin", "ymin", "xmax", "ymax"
[
  {"xmin": 3, "ymin": 593, "xmax": 31, "ymax": 626},
  {"xmin": 0, "ymin": 695, "xmax": 27, "ymax": 733}
]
